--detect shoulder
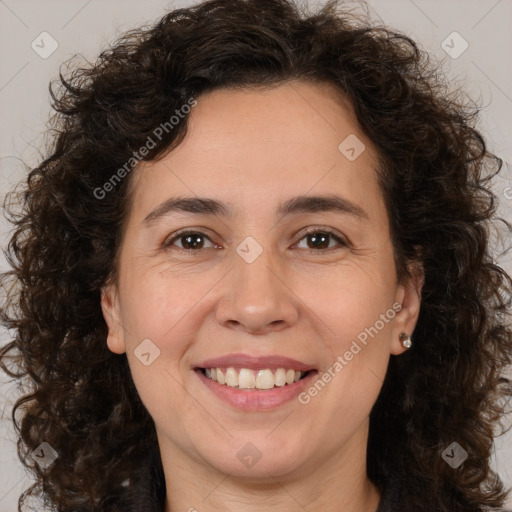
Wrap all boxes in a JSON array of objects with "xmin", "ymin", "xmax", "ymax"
[{"xmin": 376, "ymin": 477, "xmax": 512, "ymax": 512}]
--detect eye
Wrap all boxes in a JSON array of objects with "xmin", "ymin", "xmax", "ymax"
[
  {"xmin": 163, "ymin": 227, "xmax": 349, "ymax": 253},
  {"xmin": 163, "ymin": 230, "xmax": 220, "ymax": 251},
  {"xmin": 294, "ymin": 227, "xmax": 349, "ymax": 252}
]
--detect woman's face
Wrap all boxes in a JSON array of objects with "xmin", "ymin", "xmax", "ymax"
[{"xmin": 102, "ymin": 80, "xmax": 422, "ymax": 482}]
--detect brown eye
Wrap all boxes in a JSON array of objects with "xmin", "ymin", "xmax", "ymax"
[
  {"xmin": 163, "ymin": 228, "xmax": 348, "ymax": 253},
  {"xmin": 164, "ymin": 231, "xmax": 217, "ymax": 250},
  {"xmin": 295, "ymin": 228, "xmax": 348, "ymax": 252}
]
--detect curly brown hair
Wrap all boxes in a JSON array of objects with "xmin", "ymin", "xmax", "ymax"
[{"xmin": 1, "ymin": 0, "xmax": 512, "ymax": 510}]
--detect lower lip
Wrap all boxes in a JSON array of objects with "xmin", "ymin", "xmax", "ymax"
[{"xmin": 194, "ymin": 369, "xmax": 318, "ymax": 411}]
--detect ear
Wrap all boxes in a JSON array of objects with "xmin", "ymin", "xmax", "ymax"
[
  {"xmin": 101, "ymin": 282, "xmax": 127, "ymax": 354},
  {"xmin": 390, "ymin": 259, "xmax": 424, "ymax": 356}
]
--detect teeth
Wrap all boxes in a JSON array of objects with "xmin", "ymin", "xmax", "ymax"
[
  {"xmin": 256, "ymin": 369, "xmax": 274, "ymax": 389},
  {"xmin": 239, "ymin": 368, "xmax": 256, "ymax": 389},
  {"xmin": 225, "ymin": 367, "xmax": 238, "ymax": 387},
  {"xmin": 274, "ymin": 368, "xmax": 287, "ymax": 386},
  {"xmin": 203, "ymin": 367, "xmax": 307, "ymax": 390}
]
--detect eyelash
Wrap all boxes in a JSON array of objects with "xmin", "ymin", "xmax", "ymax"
[{"xmin": 163, "ymin": 227, "xmax": 349, "ymax": 254}]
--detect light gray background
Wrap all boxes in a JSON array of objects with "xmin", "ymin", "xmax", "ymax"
[{"xmin": 1, "ymin": 0, "xmax": 511, "ymax": 510}]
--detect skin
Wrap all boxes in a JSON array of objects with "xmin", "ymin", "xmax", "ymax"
[{"xmin": 101, "ymin": 80, "xmax": 424, "ymax": 512}]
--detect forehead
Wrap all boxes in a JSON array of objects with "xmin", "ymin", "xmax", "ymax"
[
  {"xmin": 182, "ymin": 81, "xmax": 361, "ymax": 150},
  {"xmin": 128, "ymin": 80, "xmax": 386, "ymax": 226}
]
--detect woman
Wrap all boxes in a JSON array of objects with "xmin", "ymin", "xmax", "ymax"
[{"xmin": 1, "ymin": 0, "xmax": 511, "ymax": 510}]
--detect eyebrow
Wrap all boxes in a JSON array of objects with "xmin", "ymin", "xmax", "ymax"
[{"xmin": 143, "ymin": 194, "xmax": 369, "ymax": 226}]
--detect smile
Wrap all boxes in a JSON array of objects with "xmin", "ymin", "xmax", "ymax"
[
  {"xmin": 194, "ymin": 367, "xmax": 318, "ymax": 411},
  {"xmin": 201, "ymin": 367, "xmax": 310, "ymax": 390}
]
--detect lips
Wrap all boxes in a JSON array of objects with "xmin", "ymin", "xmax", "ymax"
[
  {"xmin": 194, "ymin": 353, "xmax": 316, "ymax": 372},
  {"xmin": 195, "ymin": 365, "xmax": 319, "ymax": 411},
  {"xmin": 193, "ymin": 353, "xmax": 318, "ymax": 410}
]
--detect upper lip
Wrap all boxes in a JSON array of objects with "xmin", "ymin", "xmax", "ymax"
[{"xmin": 195, "ymin": 353, "xmax": 316, "ymax": 372}]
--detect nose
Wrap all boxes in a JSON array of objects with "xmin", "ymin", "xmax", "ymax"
[{"xmin": 215, "ymin": 243, "xmax": 299, "ymax": 335}]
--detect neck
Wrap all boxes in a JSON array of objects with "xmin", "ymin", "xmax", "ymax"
[{"xmin": 160, "ymin": 423, "xmax": 382, "ymax": 512}]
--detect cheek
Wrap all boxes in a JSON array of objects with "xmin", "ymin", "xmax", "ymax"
[
  {"xmin": 115, "ymin": 272, "xmax": 196, "ymax": 412},
  {"xmin": 304, "ymin": 260, "xmax": 396, "ymax": 335},
  {"xmin": 302, "ymin": 291, "xmax": 393, "ymax": 442},
  {"xmin": 118, "ymin": 269, "xmax": 193, "ymax": 416},
  {"xmin": 302, "ymin": 264, "xmax": 396, "ymax": 406},
  {"xmin": 320, "ymin": 300, "xmax": 395, "ymax": 388},
  {"xmin": 118, "ymin": 263, "xmax": 205, "ymax": 343}
]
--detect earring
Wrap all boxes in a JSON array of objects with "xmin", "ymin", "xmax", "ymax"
[{"xmin": 399, "ymin": 332, "xmax": 412, "ymax": 349}]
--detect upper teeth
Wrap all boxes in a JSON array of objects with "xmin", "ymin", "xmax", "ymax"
[{"xmin": 204, "ymin": 367, "xmax": 305, "ymax": 390}]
